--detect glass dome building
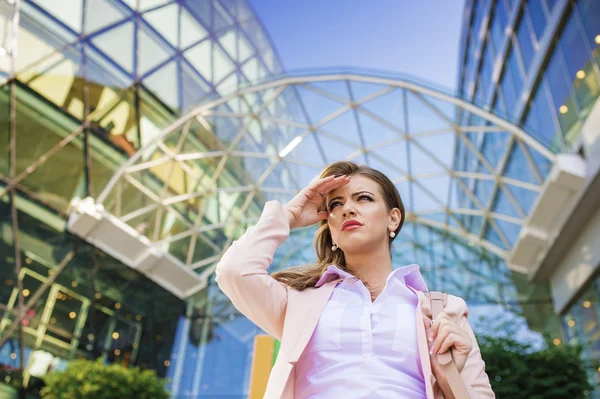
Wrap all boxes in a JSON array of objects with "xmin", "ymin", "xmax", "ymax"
[{"xmin": 1, "ymin": 0, "xmax": 599, "ymax": 397}]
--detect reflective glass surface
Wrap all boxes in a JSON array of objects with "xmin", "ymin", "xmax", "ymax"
[
  {"xmin": 99, "ymin": 74, "xmax": 557, "ymax": 275},
  {"xmin": 516, "ymin": 11, "xmax": 536, "ymax": 73},
  {"xmin": 562, "ymin": 273, "xmax": 600, "ymax": 399},
  {"xmin": 0, "ymin": 193, "xmax": 184, "ymax": 385},
  {"xmin": 0, "ymin": 0, "xmax": 283, "ymax": 391}
]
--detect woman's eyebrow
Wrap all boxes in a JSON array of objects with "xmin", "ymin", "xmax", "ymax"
[{"xmin": 328, "ymin": 191, "xmax": 375, "ymax": 204}]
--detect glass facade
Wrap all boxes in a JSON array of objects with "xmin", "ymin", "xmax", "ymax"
[
  {"xmin": 458, "ymin": 0, "xmax": 600, "ymax": 394},
  {"xmin": 562, "ymin": 272, "xmax": 600, "ymax": 398},
  {"xmin": 459, "ymin": 0, "xmax": 600, "ymax": 152},
  {"xmin": 0, "ymin": 0, "xmax": 283, "ymax": 395}
]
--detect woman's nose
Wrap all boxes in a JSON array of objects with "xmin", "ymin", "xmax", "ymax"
[{"xmin": 342, "ymin": 202, "xmax": 357, "ymax": 217}]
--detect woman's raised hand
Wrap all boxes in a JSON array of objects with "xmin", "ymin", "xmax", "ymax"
[{"xmin": 283, "ymin": 175, "xmax": 351, "ymax": 229}]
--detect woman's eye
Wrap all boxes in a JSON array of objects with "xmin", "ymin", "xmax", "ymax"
[
  {"xmin": 329, "ymin": 202, "xmax": 341, "ymax": 210},
  {"xmin": 358, "ymin": 195, "xmax": 372, "ymax": 201}
]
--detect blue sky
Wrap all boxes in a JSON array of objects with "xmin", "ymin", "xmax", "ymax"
[{"xmin": 249, "ymin": 1, "xmax": 467, "ymax": 91}]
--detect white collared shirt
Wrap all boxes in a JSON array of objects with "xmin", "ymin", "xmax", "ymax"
[{"xmin": 294, "ymin": 264, "xmax": 428, "ymax": 399}]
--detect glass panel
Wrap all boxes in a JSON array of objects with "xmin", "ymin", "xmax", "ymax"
[
  {"xmin": 94, "ymin": 87, "xmax": 140, "ymax": 152},
  {"xmin": 491, "ymin": 0, "xmax": 509, "ymax": 51},
  {"xmin": 523, "ymin": 78, "xmax": 561, "ymax": 150},
  {"xmin": 559, "ymin": 7, "xmax": 600, "ymax": 119},
  {"xmin": 463, "ymin": 39, "xmax": 479, "ymax": 99},
  {"xmin": 7, "ymin": 87, "xmax": 84, "ymax": 212},
  {"xmin": 545, "ymin": 0, "xmax": 558, "ymax": 12},
  {"xmin": 90, "ymin": 20, "xmax": 135, "ymax": 74},
  {"xmin": 143, "ymin": 3, "xmax": 179, "ymax": 48},
  {"xmin": 238, "ymin": 32, "xmax": 254, "ymax": 63},
  {"xmin": 478, "ymin": 41, "xmax": 494, "ymax": 106},
  {"xmin": 185, "ymin": 40, "xmax": 212, "ymax": 82},
  {"xmin": 213, "ymin": 43, "xmax": 235, "ymax": 84},
  {"xmin": 213, "ymin": 0, "xmax": 235, "ymax": 31},
  {"xmin": 144, "ymin": 60, "xmax": 179, "ymax": 111},
  {"xmin": 527, "ymin": 0, "xmax": 547, "ymax": 41},
  {"xmin": 32, "ymin": 0, "xmax": 83, "ymax": 33},
  {"xmin": 577, "ymin": 0, "xmax": 600, "ymax": 60},
  {"xmin": 504, "ymin": 143, "xmax": 538, "ymax": 184},
  {"xmin": 180, "ymin": 7, "xmax": 209, "ymax": 49},
  {"xmin": 139, "ymin": 0, "xmax": 171, "ymax": 11},
  {"xmin": 138, "ymin": 24, "xmax": 173, "ymax": 76},
  {"xmin": 470, "ymin": 0, "xmax": 486, "ymax": 50},
  {"xmin": 501, "ymin": 45, "xmax": 524, "ymax": 120},
  {"xmin": 181, "ymin": 62, "xmax": 210, "ymax": 112},
  {"xmin": 481, "ymin": 130, "xmax": 510, "ymax": 169},
  {"xmin": 545, "ymin": 42, "xmax": 573, "ymax": 116},
  {"xmin": 21, "ymin": 44, "xmax": 84, "ymax": 118},
  {"xmin": 44, "ymin": 287, "xmax": 87, "ymax": 347},
  {"xmin": 85, "ymin": 0, "xmax": 131, "ymax": 34},
  {"xmin": 562, "ymin": 274, "xmax": 600, "ymax": 397},
  {"xmin": 516, "ymin": 11, "xmax": 536, "ymax": 72},
  {"xmin": 219, "ymin": 30, "xmax": 238, "ymax": 63},
  {"xmin": 500, "ymin": 71, "xmax": 518, "ymax": 120}
]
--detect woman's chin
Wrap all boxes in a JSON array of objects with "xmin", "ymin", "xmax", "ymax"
[{"xmin": 339, "ymin": 238, "xmax": 379, "ymax": 254}]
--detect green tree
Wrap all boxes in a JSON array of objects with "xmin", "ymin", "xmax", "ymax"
[
  {"xmin": 479, "ymin": 335, "xmax": 595, "ymax": 399},
  {"xmin": 40, "ymin": 359, "xmax": 169, "ymax": 399}
]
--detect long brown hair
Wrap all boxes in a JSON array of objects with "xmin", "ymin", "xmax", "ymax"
[{"xmin": 271, "ymin": 161, "xmax": 405, "ymax": 290}]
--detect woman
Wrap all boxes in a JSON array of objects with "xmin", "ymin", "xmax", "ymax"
[{"xmin": 216, "ymin": 161, "xmax": 494, "ymax": 398}]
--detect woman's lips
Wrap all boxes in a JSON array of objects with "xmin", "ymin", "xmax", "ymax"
[{"xmin": 342, "ymin": 224, "xmax": 363, "ymax": 231}]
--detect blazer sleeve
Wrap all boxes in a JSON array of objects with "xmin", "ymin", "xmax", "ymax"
[
  {"xmin": 214, "ymin": 200, "xmax": 289, "ymax": 340},
  {"xmin": 457, "ymin": 298, "xmax": 495, "ymax": 399}
]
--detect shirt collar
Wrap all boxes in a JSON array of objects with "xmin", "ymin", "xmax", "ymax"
[{"xmin": 315, "ymin": 263, "xmax": 428, "ymax": 292}]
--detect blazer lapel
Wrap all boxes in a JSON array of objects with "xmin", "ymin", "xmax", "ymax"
[
  {"xmin": 264, "ymin": 280, "xmax": 339, "ymax": 399},
  {"xmin": 288, "ymin": 280, "xmax": 338, "ymax": 363},
  {"xmin": 410, "ymin": 288, "xmax": 435, "ymax": 399}
]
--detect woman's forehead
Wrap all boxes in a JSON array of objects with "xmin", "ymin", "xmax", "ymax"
[{"xmin": 327, "ymin": 175, "xmax": 380, "ymax": 197}]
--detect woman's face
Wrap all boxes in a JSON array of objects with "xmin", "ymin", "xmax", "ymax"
[{"xmin": 325, "ymin": 175, "xmax": 401, "ymax": 254}]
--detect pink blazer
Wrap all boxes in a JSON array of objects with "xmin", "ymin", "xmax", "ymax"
[{"xmin": 215, "ymin": 201, "xmax": 495, "ymax": 399}]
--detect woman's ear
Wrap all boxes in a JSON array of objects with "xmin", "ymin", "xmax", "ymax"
[{"xmin": 389, "ymin": 207, "xmax": 402, "ymax": 231}]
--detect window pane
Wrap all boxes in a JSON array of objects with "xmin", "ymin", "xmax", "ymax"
[
  {"xmin": 501, "ymin": 46, "xmax": 523, "ymax": 119},
  {"xmin": 32, "ymin": 0, "xmax": 83, "ymax": 33},
  {"xmin": 464, "ymin": 39, "xmax": 479, "ymax": 99},
  {"xmin": 471, "ymin": 0, "xmax": 486, "ymax": 50},
  {"xmin": 545, "ymin": 44, "xmax": 580, "ymax": 143},
  {"xmin": 478, "ymin": 41, "xmax": 495, "ymax": 106},
  {"xmin": 523, "ymin": 78, "xmax": 560, "ymax": 150},
  {"xmin": 527, "ymin": 0, "xmax": 547, "ymax": 40},
  {"xmin": 491, "ymin": 0, "xmax": 509, "ymax": 51},
  {"xmin": 559, "ymin": 7, "xmax": 600, "ymax": 117},
  {"xmin": 501, "ymin": 72, "xmax": 518, "ymax": 119},
  {"xmin": 143, "ymin": 3, "xmax": 179, "ymax": 48},
  {"xmin": 516, "ymin": 12, "xmax": 536, "ymax": 72},
  {"xmin": 7, "ymin": 87, "xmax": 85, "ymax": 212},
  {"xmin": 493, "ymin": 86, "xmax": 508, "ymax": 118},
  {"xmin": 577, "ymin": 0, "xmax": 600, "ymax": 70},
  {"xmin": 545, "ymin": 0, "xmax": 558, "ymax": 12},
  {"xmin": 507, "ymin": 44, "xmax": 524, "ymax": 89},
  {"xmin": 90, "ymin": 21, "xmax": 135, "ymax": 74}
]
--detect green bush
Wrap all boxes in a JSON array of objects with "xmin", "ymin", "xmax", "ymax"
[
  {"xmin": 40, "ymin": 359, "xmax": 169, "ymax": 399},
  {"xmin": 479, "ymin": 335, "xmax": 595, "ymax": 399}
]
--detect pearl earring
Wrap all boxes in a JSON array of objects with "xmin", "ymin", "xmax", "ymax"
[
  {"xmin": 389, "ymin": 231, "xmax": 396, "ymax": 238},
  {"xmin": 331, "ymin": 243, "xmax": 338, "ymax": 251}
]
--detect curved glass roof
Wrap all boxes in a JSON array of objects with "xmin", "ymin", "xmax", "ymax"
[
  {"xmin": 92, "ymin": 72, "xmax": 558, "ymax": 296},
  {"xmin": 2, "ymin": 0, "xmax": 283, "ymax": 119}
]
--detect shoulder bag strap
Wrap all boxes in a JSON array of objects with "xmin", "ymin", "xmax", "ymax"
[{"xmin": 426, "ymin": 291, "xmax": 471, "ymax": 399}]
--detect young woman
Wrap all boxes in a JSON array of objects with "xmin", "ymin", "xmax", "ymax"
[{"xmin": 216, "ymin": 161, "xmax": 494, "ymax": 398}]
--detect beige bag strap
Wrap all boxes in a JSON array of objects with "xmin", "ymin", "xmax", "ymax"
[{"xmin": 426, "ymin": 292, "xmax": 471, "ymax": 399}]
